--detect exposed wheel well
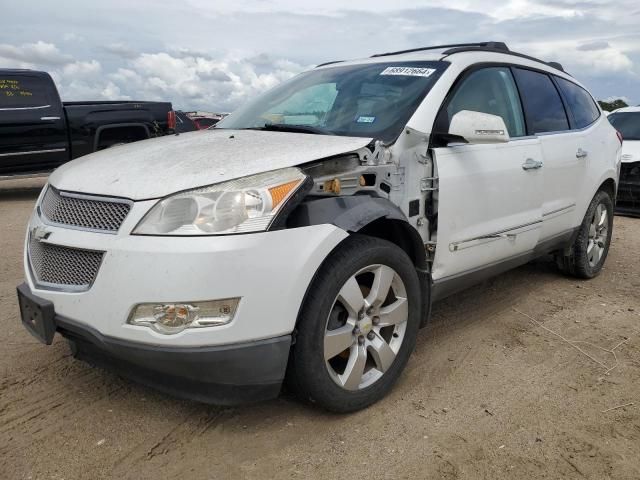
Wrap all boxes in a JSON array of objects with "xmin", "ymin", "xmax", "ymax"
[
  {"xmin": 599, "ymin": 178, "xmax": 616, "ymax": 201},
  {"xmin": 357, "ymin": 218, "xmax": 431, "ymax": 327},
  {"xmin": 357, "ymin": 218, "xmax": 428, "ymax": 270},
  {"xmin": 95, "ymin": 124, "xmax": 150, "ymax": 151}
]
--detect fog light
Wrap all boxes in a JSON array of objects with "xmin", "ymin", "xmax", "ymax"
[{"xmin": 128, "ymin": 298, "xmax": 240, "ymax": 334}]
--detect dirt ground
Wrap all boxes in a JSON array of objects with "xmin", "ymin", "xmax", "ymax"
[{"xmin": 1, "ymin": 177, "xmax": 639, "ymax": 480}]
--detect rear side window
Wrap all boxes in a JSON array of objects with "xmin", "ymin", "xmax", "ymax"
[
  {"xmin": 443, "ymin": 67, "xmax": 526, "ymax": 137},
  {"xmin": 608, "ymin": 112, "xmax": 640, "ymax": 140},
  {"xmin": 0, "ymin": 76, "xmax": 50, "ymax": 109},
  {"xmin": 556, "ymin": 78, "xmax": 600, "ymax": 129},
  {"xmin": 513, "ymin": 68, "xmax": 569, "ymax": 134}
]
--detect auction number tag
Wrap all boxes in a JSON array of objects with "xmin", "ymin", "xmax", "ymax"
[{"xmin": 380, "ymin": 66, "xmax": 436, "ymax": 77}]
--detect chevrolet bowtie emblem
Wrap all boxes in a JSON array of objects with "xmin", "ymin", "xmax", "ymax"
[{"xmin": 31, "ymin": 226, "xmax": 51, "ymax": 241}]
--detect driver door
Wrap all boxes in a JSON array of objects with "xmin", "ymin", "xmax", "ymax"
[{"xmin": 430, "ymin": 66, "xmax": 544, "ymax": 296}]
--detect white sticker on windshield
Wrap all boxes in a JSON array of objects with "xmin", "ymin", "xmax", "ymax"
[
  {"xmin": 380, "ymin": 66, "xmax": 436, "ymax": 77},
  {"xmin": 356, "ymin": 116, "xmax": 376, "ymax": 124}
]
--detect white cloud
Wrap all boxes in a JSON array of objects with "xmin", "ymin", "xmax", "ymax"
[
  {"xmin": 6, "ymin": 44, "xmax": 308, "ymax": 111},
  {"xmin": 0, "ymin": 41, "xmax": 72, "ymax": 66},
  {"xmin": 62, "ymin": 60, "xmax": 102, "ymax": 78},
  {"xmin": 103, "ymin": 43, "xmax": 138, "ymax": 59},
  {"xmin": 1, "ymin": 0, "xmax": 639, "ymax": 107},
  {"xmin": 525, "ymin": 41, "xmax": 634, "ymax": 75}
]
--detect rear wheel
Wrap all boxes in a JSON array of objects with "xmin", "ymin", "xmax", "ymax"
[
  {"xmin": 287, "ymin": 235, "xmax": 421, "ymax": 412},
  {"xmin": 556, "ymin": 189, "xmax": 613, "ymax": 278}
]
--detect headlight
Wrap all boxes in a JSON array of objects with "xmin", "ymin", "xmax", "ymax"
[{"xmin": 133, "ymin": 167, "xmax": 307, "ymax": 235}]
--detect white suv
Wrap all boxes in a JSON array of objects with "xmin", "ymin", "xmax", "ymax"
[
  {"xmin": 17, "ymin": 42, "xmax": 621, "ymax": 412},
  {"xmin": 607, "ymin": 106, "xmax": 640, "ymax": 215}
]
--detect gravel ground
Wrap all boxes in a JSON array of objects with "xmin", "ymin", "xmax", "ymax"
[{"xmin": 1, "ymin": 177, "xmax": 639, "ymax": 480}]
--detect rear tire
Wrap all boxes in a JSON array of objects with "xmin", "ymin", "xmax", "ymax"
[
  {"xmin": 287, "ymin": 235, "xmax": 422, "ymax": 413},
  {"xmin": 556, "ymin": 189, "xmax": 613, "ymax": 279}
]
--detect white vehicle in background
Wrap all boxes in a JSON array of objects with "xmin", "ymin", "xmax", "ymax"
[
  {"xmin": 607, "ymin": 106, "xmax": 640, "ymax": 215},
  {"xmin": 17, "ymin": 42, "xmax": 621, "ymax": 412}
]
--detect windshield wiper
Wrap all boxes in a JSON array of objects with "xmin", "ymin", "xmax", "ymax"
[{"xmin": 250, "ymin": 123, "xmax": 334, "ymax": 136}]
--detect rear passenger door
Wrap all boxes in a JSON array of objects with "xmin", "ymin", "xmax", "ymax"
[
  {"xmin": 431, "ymin": 66, "xmax": 544, "ymax": 285},
  {"xmin": 512, "ymin": 68, "xmax": 588, "ymax": 242},
  {"xmin": 0, "ymin": 73, "xmax": 68, "ymax": 175}
]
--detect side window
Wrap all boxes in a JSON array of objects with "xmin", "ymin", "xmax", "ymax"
[
  {"xmin": 513, "ymin": 68, "xmax": 569, "ymax": 134},
  {"xmin": 443, "ymin": 67, "xmax": 526, "ymax": 137},
  {"xmin": 555, "ymin": 77, "xmax": 600, "ymax": 129},
  {"xmin": 0, "ymin": 75, "xmax": 50, "ymax": 109}
]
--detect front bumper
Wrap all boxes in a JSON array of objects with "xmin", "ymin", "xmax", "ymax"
[
  {"xmin": 24, "ymin": 201, "xmax": 347, "ymax": 346},
  {"xmin": 18, "ymin": 283, "xmax": 291, "ymax": 404},
  {"xmin": 616, "ymin": 161, "xmax": 640, "ymax": 216}
]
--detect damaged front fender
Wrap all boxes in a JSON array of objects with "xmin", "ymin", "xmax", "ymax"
[{"xmin": 286, "ymin": 195, "xmax": 407, "ymax": 232}]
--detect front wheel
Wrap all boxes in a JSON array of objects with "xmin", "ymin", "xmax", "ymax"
[
  {"xmin": 556, "ymin": 189, "xmax": 614, "ymax": 278},
  {"xmin": 287, "ymin": 235, "xmax": 422, "ymax": 412}
]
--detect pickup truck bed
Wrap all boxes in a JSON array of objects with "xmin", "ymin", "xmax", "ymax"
[{"xmin": 0, "ymin": 69, "xmax": 173, "ymax": 177}]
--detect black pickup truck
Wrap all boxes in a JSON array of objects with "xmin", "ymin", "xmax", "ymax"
[{"xmin": 0, "ymin": 69, "xmax": 174, "ymax": 177}]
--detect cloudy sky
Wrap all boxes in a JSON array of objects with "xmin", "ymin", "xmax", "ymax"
[{"xmin": 1, "ymin": 0, "xmax": 638, "ymax": 111}]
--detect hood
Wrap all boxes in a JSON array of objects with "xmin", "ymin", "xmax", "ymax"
[
  {"xmin": 49, "ymin": 129, "xmax": 372, "ymax": 200},
  {"xmin": 621, "ymin": 140, "xmax": 640, "ymax": 163}
]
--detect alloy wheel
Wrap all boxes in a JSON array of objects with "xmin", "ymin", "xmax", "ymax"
[
  {"xmin": 587, "ymin": 202, "xmax": 609, "ymax": 268},
  {"xmin": 324, "ymin": 264, "xmax": 408, "ymax": 390}
]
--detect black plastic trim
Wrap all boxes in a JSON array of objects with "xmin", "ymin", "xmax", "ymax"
[
  {"xmin": 93, "ymin": 123, "xmax": 151, "ymax": 152},
  {"xmin": 371, "ymin": 42, "xmax": 508, "ymax": 58},
  {"xmin": 440, "ymin": 47, "xmax": 565, "ymax": 73},
  {"xmin": 315, "ymin": 60, "xmax": 345, "ymax": 68},
  {"xmin": 431, "ymin": 228, "xmax": 578, "ymax": 302},
  {"xmin": 16, "ymin": 283, "xmax": 291, "ymax": 405},
  {"xmin": 269, "ymin": 175, "xmax": 314, "ymax": 230},
  {"xmin": 287, "ymin": 195, "xmax": 407, "ymax": 232}
]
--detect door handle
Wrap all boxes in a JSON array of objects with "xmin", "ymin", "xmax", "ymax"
[
  {"xmin": 576, "ymin": 148, "xmax": 588, "ymax": 159},
  {"xmin": 40, "ymin": 116, "xmax": 61, "ymax": 121},
  {"xmin": 522, "ymin": 158, "xmax": 543, "ymax": 170}
]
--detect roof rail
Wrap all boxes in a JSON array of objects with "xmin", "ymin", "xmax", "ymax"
[
  {"xmin": 440, "ymin": 45, "xmax": 566, "ymax": 72},
  {"xmin": 547, "ymin": 61, "xmax": 565, "ymax": 72},
  {"xmin": 316, "ymin": 42, "xmax": 566, "ymax": 74},
  {"xmin": 315, "ymin": 60, "xmax": 345, "ymax": 68},
  {"xmin": 371, "ymin": 42, "xmax": 509, "ymax": 58}
]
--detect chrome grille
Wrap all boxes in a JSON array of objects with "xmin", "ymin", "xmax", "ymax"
[
  {"xmin": 29, "ymin": 236, "xmax": 104, "ymax": 290},
  {"xmin": 40, "ymin": 186, "xmax": 131, "ymax": 232}
]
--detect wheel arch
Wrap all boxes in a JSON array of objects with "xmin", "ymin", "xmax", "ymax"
[
  {"xmin": 287, "ymin": 196, "xmax": 431, "ymax": 329},
  {"xmin": 93, "ymin": 123, "xmax": 151, "ymax": 151},
  {"xmin": 598, "ymin": 177, "xmax": 617, "ymax": 201}
]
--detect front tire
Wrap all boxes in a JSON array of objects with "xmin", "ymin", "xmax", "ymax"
[
  {"xmin": 287, "ymin": 235, "xmax": 422, "ymax": 413},
  {"xmin": 556, "ymin": 189, "xmax": 614, "ymax": 279}
]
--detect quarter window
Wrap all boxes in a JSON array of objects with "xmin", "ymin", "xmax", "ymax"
[
  {"xmin": 513, "ymin": 68, "xmax": 569, "ymax": 134},
  {"xmin": 555, "ymin": 77, "xmax": 600, "ymax": 129},
  {"xmin": 443, "ymin": 67, "xmax": 526, "ymax": 137}
]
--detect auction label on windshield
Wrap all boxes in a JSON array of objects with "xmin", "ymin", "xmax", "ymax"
[{"xmin": 380, "ymin": 66, "xmax": 436, "ymax": 77}]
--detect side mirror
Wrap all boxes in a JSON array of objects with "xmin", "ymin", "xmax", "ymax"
[{"xmin": 448, "ymin": 110, "xmax": 510, "ymax": 144}]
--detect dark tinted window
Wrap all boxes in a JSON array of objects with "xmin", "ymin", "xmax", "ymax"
[
  {"xmin": 513, "ymin": 68, "xmax": 569, "ymax": 134},
  {"xmin": 0, "ymin": 76, "xmax": 50, "ymax": 108},
  {"xmin": 556, "ymin": 78, "xmax": 600, "ymax": 129},
  {"xmin": 195, "ymin": 118, "xmax": 219, "ymax": 128},
  {"xmin": 444, "ymin": 67, "xmax": 526, "ymax": 137},
  {"xmin": 608, "ymin": 112, "xmax": 640, "ymax": 140}
]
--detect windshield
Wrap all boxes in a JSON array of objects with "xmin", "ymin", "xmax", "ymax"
[
  {"xmin": 608, "ymin": 112, "xmax": 640, "ymax": 140},
  {"xmin": 216, "ymin": 61, "xmax": 448, "ymax": 143}
]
